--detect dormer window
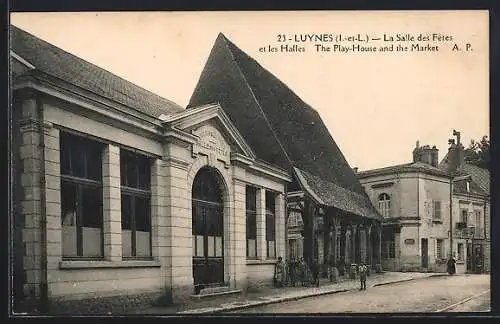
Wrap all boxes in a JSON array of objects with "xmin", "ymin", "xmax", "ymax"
[{"xmin": 466, "ymin": 181, "xmax": 470, "ymax": 192}]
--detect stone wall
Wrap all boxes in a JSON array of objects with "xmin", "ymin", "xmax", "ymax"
[
  {"xmin": 15, "ymin": 94, "xmax": 289, "ymax": 313},
  {"xmin": 359, "ymin": 171, "xmax": 452, "ymax": 273}
]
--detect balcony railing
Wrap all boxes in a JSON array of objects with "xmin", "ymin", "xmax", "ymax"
[
  {"xmin": 454, "ymin": 226, "xmax": 485, "ymax": 239},
  {"xmin": 474, "ymin": 227, "xmax": 485, "ymax": 239}
]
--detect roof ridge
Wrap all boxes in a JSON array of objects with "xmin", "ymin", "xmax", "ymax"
[
  {"xmin": 220, "ymin": 34, "xmax": 294, "ymax": 167},
  {"xmin": 11, "ymin": 25, "xmax": 184, "ymax": 114},
  {"xmin": 221, "ymin": 34, "xmax": 323, "ymax": 118},
  {"xmin": 221, "ymin": 35, "xmax": 359, "ymax": 184}
]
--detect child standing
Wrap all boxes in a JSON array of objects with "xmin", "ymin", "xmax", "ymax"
[{"xmin": 358, "ymin": 263, "xmax": 368, "ymax": 290}]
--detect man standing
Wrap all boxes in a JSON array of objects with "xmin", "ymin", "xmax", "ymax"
[{"xmin": 358, "ymin": 263, "xmax": 368, "ymax": 290}]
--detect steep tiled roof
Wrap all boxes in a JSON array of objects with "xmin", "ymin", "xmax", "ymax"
[
  {"xmin": 189, "ymin": 33, "xmax": 378, "ymax": 221},
  {"xmin": 10, "ymin": 25, "xmax": 184, "ymax": 117},
  {"xmin": 439, "ymin": 152, "xmax": 490, "ymax": 196},
  {"xmin": 357, "ymin": 161, "xmax": 450, "ymax": 178},
  {"xmin": 461, "ymin": 164, "xmax": 490, "ymax": 195},
  {"xmin": 295, "ymin": 168, "xmax": 382, "ymax": 221},
  {"xmin": 452, "ymin": 177, "xmax": 488, "ymax": 196}
]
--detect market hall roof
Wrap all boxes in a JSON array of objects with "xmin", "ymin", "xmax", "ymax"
[
  {"xmin": 294, "ymin": 168, "xmax": 382, "ymax": 220},
  {"xmin": 189, "ymin": 33, "xmax": 382, "ymax": 221},
  {"xmin": 10, "ymin": 25, "xmax": 184, "ymax": 118}
]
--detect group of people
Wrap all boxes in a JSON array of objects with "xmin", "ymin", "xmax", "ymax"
[
  {"xmin": 274, "ymin": 257, "xmax": 369, "ymax": 290},
  {"xmin": 274, "ymin": 257, "xmax": 320, "ymax": 288},
  {"xmin": 274, "ymin": 254, "xmax": 463, "ymax": 292}
]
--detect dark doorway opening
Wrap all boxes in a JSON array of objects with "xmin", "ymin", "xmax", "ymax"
[
  {"xmin": 192, "ymin": 167, "xmax": 225, "ymax": 294},
  {"xmin": 421, "ymin": 238, "xmax": 428, "ymax": 269}
]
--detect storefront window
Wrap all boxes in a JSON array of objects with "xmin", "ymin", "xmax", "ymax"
[
  {"xmin": 120, "ymin": 149, "xmax": 152, "ymax": 259},
  {"xmin": 246, "ymin": 186, "xmax": 257, "ymax": 258},
  {"xmin": 60, "ymin": 132, "xmax": 104, "ymax": 258},
  {"xmin": 266, "ymin": 191, "xmax": 276, "ymax": 259}
]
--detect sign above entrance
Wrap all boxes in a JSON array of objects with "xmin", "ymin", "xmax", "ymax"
[{"xmin": 192, "ymin": 125, "xmax": 231, "ymax": 167}]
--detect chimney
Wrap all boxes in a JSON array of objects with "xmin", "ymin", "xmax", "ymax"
[
  {"xmin": 413, "ymin": 141, "xmax": 439, "ymax": 167},
  {"xmin": 352, "ymin": 167, "xmax": 359, "ymax": 173},
  {"xmin": 430, "ymin": 146, "xmax": 439, "ymax": 167},
  {"xmin": 412, "ymin": 141, "xmax": 420, "ymax": 163},
  {"xmin": 447, "ymin": 130, "xmax": 465, "ymax": 174}
]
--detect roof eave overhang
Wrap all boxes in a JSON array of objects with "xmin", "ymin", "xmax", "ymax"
[
  {"xmin": 294, "ymin": 167, "xmax": 383, "ymax": 222},
  {"xmin": 12, "ymin": 73, "xmax": 165, "ymax": 139}
]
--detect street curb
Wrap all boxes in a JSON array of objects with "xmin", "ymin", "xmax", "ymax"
[
  {"xmin": 427, "ymin": 274, "xmax": 450, "ymax": 278},
  {"xmin": 175, "ymin": 275, "xmax": 434, "ymax": 314},
  {"xmin": 371, "ymin": 278, "xmax": 415, "ymax": 287},
  {"xmin": 179, "ymin": 288, "xmax": 350, "ymax": 314}
]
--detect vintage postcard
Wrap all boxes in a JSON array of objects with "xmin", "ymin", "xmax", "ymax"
[{"xmin": 9, "ymin": 10, "xmax": 490, "ymax": 315}]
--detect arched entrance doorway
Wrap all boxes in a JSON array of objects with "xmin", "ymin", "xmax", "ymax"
[{"xmin": 192, "ymin": 167, "xmax": 225, "ymax": 293}]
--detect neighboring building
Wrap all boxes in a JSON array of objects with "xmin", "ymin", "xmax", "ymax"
[
  {"xmin": 439, "ymin": 131, "xmax": 490, "ymax": 274},
  {"xmin": 188, "ymin": 33, "xmax": 383, "ymax": 279},
  {"xmin": 10, "ymin": 27, "xmax": 382, "ymax": 314},
  {"xmin": 357, "ymin": 143, "xmax": 453, "ymax": 272},
  {"xmin": 357, "ymin": 131, "xmax": 491, "ymax": 275}
]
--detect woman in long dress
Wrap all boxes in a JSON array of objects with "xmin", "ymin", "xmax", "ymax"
[
  {"xmin": 446, "ymin": 256, "xmax": 456, "ymax": 275},
  {"xmin": 274, "ymin": 257, "xmax": 286, "ymax": 287}
]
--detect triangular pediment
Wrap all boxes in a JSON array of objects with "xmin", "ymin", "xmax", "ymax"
[{"xmin": 161, "ymin": 103, "xmax": 256, "ymax": 160}]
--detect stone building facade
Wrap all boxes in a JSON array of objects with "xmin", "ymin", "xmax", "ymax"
[
  {"xmin": 358, "ymin": 132, "xmax": 490, "ymax": 274},
  {"xmin": 357, "ymin": 144, "xmax": 453, "ymax": 272},
  {"xmin": 439, "ymin": 131, "xmax": 490, "ymax": 274}
]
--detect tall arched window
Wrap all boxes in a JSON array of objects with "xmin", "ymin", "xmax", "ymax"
[{"xmin": 378, "ymin": 193, "xmax": 391, "ymax": 218}]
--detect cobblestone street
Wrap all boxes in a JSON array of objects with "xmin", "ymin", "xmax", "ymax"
[{"xmin": 229, "ymin": 274, "xmax": 490, "ymax": 314}]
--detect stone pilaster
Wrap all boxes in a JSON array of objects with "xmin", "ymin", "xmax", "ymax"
[
  {"xmin": 164, "ymin": 152, "xmax": 192, "ymax": 303},
  {"xmin": 19, "ymin": 98, "xmax": 43, "ymax": 309},
  {"xmin": 151, "ymin": 159, "xmax": 169, "ymax": 295},
  {"xmin": 275, "ymin": 193, "xmax": 285, "ymax": 259},
  {"xmin": 43, "ymin": 126, "xmax": 62, "ymax": 281},
  {"xmin": 256, "ymin": 188, "xmax": 267, "ymax": 260},
  {"xmin": 232, "ymin": 179, "xmax": 247, "ymax": 290},
  {"xmin": 102, "ymin": 144, "xmax": 122, "ymax": 261}
]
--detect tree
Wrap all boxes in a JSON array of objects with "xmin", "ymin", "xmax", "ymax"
[{"xmin": 464, "ymin": 135, "xmax": 489, "ymax": 169}]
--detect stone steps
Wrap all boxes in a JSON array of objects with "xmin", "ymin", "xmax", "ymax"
[{"xmin": 190, "ymin": 285, "xmax": 242, "ymax": 300}]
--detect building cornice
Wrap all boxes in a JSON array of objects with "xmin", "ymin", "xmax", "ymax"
[
  {"xmin": 11, "ymin": 51, "xmax": 36, "ymax": 70},
  {"xmin": 453, "ymin": 192, "xmax": 489, "ymax": 201},
  {"xmin": 13, "ymin": 73, "xmax": 165, "ymax": 139},
  {"xmin": 358, "ymin": 167, "xmax": 452, "ymax": 180}
]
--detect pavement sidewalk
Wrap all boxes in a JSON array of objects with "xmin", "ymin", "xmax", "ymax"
[{"xmin": 136, "ymin": 271, "xmax": 445, "ymax": 315}]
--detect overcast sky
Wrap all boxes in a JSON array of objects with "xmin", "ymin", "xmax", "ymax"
[{"xmin": 11, "ymin": 11, "xmax": 489, "ymax": 171}]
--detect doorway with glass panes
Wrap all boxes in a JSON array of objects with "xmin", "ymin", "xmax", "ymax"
[{"xmin": 192, "ymin": 166, "xmax": 225, "ymax": 294}]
